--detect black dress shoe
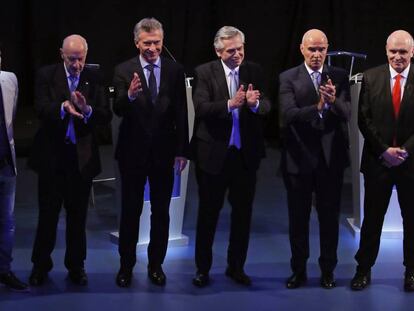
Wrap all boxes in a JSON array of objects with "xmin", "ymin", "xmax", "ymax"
[
  {"xmin": 29, "ymin": 269, "xmax": 47, "ymax": 286},
  {"xmin": 192, "ymin": 272, "xmax": 210, "ymax": 287},
  {"xmin": 68, "ymin": 268, "xmax": 88, "ymax": 286},
  {"xmin": 320, "ymin": 272, "xmax": 336, "ymax": 289},
  {"xmin": 116, "ymin": 268, "xmax": 132, "ymax": 288},
  {"xmin": 225, "ymin": 267, "xmax": 251, "ymax": 286},
  {"xmin": 148, "ymin": 267, "xmax": 166, "ymax": 286},
  {"xmin": 404, "ymin": 270, "xmax": 414, "ymax": 292},
  {"xmin": 286, "ymin": 272, "xmax": 307, "ymax": 289},
  {"xmin": 0, "ymin": 271, "xmax": 29, "ymax": 291},
  {"xmin": 350, "ymin": 270, "xmax": 371, "ymax": 290}
]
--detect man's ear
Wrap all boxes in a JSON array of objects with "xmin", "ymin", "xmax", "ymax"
[{"xmin": 215, "ymin": 49, "xmax": 222, "ymax": 58}]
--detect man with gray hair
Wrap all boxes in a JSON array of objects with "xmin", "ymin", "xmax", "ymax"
[
  {"xmin": 112, "ymin": 17, "xmax": 189, "ymax": 288},
  {"xmin": 0, "ymin": 49, "xmax": 28, "ymax": 291},
  {"xmin": 190, "ymin": 26, "xmax": 270, "ymax": 287},
  {"xmin": 351, "ymin": 30, "xmax": 414, "ymax": 292},
  {"xmin": 28, "ymin": 34, "xmax": 111, "ymax": 286}
]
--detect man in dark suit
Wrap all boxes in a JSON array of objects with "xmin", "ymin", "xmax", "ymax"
[
  {"xmin": 28, "ymin": 34, "xmax": 111, "ymax": 286},
  {"xmin": 0, "ymin": 49, "xmax": 28, "ymax": 291},
  {"xmin": 279, "ymin": 29, "xmax": 351, "ymax": 289},
  {"xmin": 190, "ymin": 26, "xmax": 270, "ymax": 287},
  {"xmin": 351, "ymin": 30, "xmax": 414, "ymax": 292},
  {"xmin": 112, "ymin": 17, "xmax": 189, "ymax": 288}
]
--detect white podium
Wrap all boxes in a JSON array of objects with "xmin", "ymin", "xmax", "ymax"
[
  {"xmin": 110, "ymin": 78, "xmax": 195, "ymax": 249},
  {"xmin": 347, "ymin": 81, "xmax": 403, "ymax": 238}
]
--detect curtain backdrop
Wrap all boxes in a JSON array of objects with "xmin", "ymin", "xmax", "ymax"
[{"xmin": 2, "ymin": 0, "xmax": 414, "ymax": 141}]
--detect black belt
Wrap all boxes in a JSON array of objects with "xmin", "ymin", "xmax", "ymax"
[{"xmin": 0, "ymin": 156, "xmax": 11, "ymax": 169}]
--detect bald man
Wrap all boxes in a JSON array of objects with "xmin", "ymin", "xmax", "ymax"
[
  {"xmin": 28, "ymin": 34, "xmax": 111, "ymax": 286},
  {"xmin": 279, "ymin": 29, "xmax": 351, "ymax": 289},
  {"xmin": 351, "ymin": 30, "xmax": 414, "ymax": 292}
]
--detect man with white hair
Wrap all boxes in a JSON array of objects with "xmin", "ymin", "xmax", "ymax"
[
  {"xmin": 351, "ymin": 30, "xmax": 414, "ymax": 292},
  {"xmin": 191, "ymin": 26, "xmax": 270, "ymax": 287},
  {"xmin": 28, "ymin": 34, "xmax": 111, "ymax": 286},
  {"xmin": 0, "ymin": 48, "xmax": 28, "ymax": 291}
]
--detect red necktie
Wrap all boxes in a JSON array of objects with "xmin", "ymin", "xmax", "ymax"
[{"xmin": 392, "ymin": 74, "xmax": 401, "ymax": 119}]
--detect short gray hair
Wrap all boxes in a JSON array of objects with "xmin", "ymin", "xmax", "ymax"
[
  {"xmin": 133, "ymin": 17, "xmax": 164, "ymax": 43},
  {"xmin": 214, "ymin": 26, "xmax": 245, "ymax": 51}
]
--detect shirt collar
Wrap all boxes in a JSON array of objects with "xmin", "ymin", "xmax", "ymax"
[
  {"xmin": 140, "ymin": 55, "xmax": 161, "ymax": 69},
  {"xmin": 221, "ymin": 60, "xmax": 239, "ymax": 76},
  {"xmin": 304, "ymin": 62, "xmax": 323, "ymax": 75},
  {"xmin": 389, "ymin": 64, "xmax": 410, "ymax": 79},
  {"xmin": 63, "ymin": 63, "xmax": 80, "ymax": 79}
]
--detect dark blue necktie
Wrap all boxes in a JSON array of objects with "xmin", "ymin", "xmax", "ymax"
[{"xmin": 146, "ymin": 64, "xmax": 157, "ymax": 104}]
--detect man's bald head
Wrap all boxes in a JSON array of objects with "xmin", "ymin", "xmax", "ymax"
[
  {"xmin": 301, "ymin": 29, "xmax": 328, "ymax": 46},
  {"xmin": 60, "ymin": 34, "xmax": 88, "ymax": 77},
  {"xmin": 300, "ymin": 29, "xmax": 329, "ymax": 71},
  {"xmin": 62, "ymin": 34, "xmax": 88, "ymax": 52},
  {"xmin": 386, "ymin": 30, "xmax": 414, "ymax": 73}
]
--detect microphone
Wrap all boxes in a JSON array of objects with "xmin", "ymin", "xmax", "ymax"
[
  {"xmin": 163, "ymin": 44, "xmax": 190, "ymax": 85},
  {"xmin": 163, "ymin": 45, "xmax": 177, "ymax": 63}
]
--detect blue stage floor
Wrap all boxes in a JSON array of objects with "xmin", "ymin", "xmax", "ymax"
[{"xmin": 1, "ymin": 146, "xmax": 414, "ymax": 311}]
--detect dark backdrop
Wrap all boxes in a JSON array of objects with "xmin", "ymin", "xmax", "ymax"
[{"xmin": 2, "ymin": 0, "xmax": 414, "ymax": 145}]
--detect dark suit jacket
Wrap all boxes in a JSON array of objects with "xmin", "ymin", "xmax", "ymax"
[
  {"xmin": 279, "ymin": 64, "xmax": 351, "ymax": 174},
  {"xmin": 112, "ymin": 56, "xmax": 189, "ymax": 171},
  {"xmin": 28, "ymin": 63, "xmax": 112, "ymax": 180},
  {"xmin": 190, "ymin": 60, "xmax": 270, "ymax": 175},
  {"xmin": 359, "ymin": 64, "xmax": 414, "ymax": 178}
]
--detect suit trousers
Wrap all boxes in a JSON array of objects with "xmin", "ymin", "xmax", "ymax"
[
  {"xmin": 195, "ymin": 147, "xmax": 257, "ymax": 274},
  {"xmin": 355, "ymin": 169, "xmax": 414, "ymax": 272},
  {"xmin": 31, "ymin": 144, "xmax": 92, "ymax": 272},
  {"xmin": 283, "ymin": 156, "xmax": 344, "ymax": 274},
  {"xmin": 118, "ymin": 161, "xmax": 174, "ymax": 270},
  {"xmin": 0, "ymin": 166, "xmax": 16, "ymax": 273}
]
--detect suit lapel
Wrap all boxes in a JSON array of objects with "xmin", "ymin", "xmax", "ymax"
[
  {"xmin": 77, "ymin": 70, "xmax": 90, "ymax": 96},
  {"xmin": 400, "ymin": 65, "xmax": 414, "ymax": 117},
  {"xmin": 212, "ymin": 60, "xmax": 230, "ymax": 99},
  {"xmin": 55, "ymin": 63, "xmax": 71, "ymax": 100},
  {"xmin": 158, "ymin": 57, "xmax": 168, "ymax": 96},
  {"xmin": 298, "ymin": 64, "xmax": 319, "ymax": 101}
]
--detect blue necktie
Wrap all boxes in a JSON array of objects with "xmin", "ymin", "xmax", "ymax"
[
  {"xmin": 146, "ymin": 64, "xmax": 157, "ymax": 104},
  {"xmin": 65, "ymin": 75, "xmax": 78, "ymax": 144},
  {"xmin": 229, "ymin": 70, "xmax": 241, "ymax": 149},
  {"xmin": 311, "ymin": 71, "xmax": 321, "ymax": 94}
]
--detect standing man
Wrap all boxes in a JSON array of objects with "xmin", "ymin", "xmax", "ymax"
[
  {"xmin": 351, "ymin": 30, "xmax": 414, "ymax": 292},
  {"xmin": 0, "ymin": 49, "xmax": 28, "ymax": 291},
  {"xmin": 279, "ymin": 29, "xmax": 350, "ymax": 289},
  {"xmin": 27, "ymin": 35, "xmax": 111, "ymax": 286},
  {"xmin": 191, "ymin": 26, "xmax": 270, "ymax": 287},
  {"xmin": 113, "ymin": 17, "xmax": 188, "ymax": 288}
]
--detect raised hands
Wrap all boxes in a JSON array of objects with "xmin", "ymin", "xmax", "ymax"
[
  {"xmin": 63, "ymin": 91, "xmax": 91, "ymax": 119},
  {"xmin": 228, "ymin": 85, "xmax": 246, "ymax": 110},
  {"xmin": 319, "ymin": 79, "xmax": 336, "ymax": 104},
  {"xmin": 128, "ymin": 72, "xmax": 143, "ymax": 99},
  {"xmin": 229, "ymin": 84, "xmax": 260, "ymax": 110},
  {"xmin": 246, "ymin": 83, "xmax": 260, "ymax": 107}
]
